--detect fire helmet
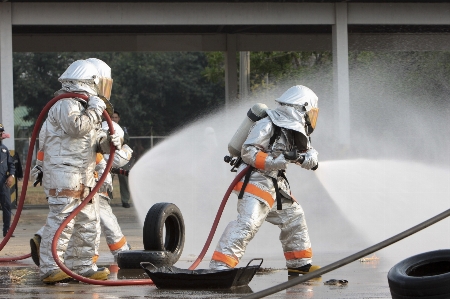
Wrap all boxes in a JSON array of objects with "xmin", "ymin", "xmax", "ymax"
[
  {"xmin": 59, "ymin": 59, "xmax": 114, "ymax": 115},
  {"xmin": 267, "ymin": 85, "xmax": 319, "ymax": 136},
  {"xmin": 275, "ymin": 85, "xmax": 319, "ymax": 132}
]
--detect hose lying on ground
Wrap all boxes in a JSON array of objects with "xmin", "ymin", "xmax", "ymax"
[{"xmin": 240, "ymin": 206, "xmax": 450, "ymax": 299}]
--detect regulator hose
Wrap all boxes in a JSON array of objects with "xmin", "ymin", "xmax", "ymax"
[{"xmin": 189, "ymin": 165, "xmax": 251, "ymax": 270}]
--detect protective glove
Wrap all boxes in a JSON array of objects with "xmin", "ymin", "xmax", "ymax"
[
  {"xmin": 87, "ymin": 96, "xmax": 106, "ymax": 121},
  {"xmin": 31, "ymin": 165, "xmax": 43, "ymax": 186},
  {"xmin": 300, "ymin": 148, "xmax": 318, "ymax": 170},
  {"xmin": 265, "ymin": 154, "xmax": 288, "ymax": 171},
  {"xmin": 283, "ymin": 150, "xmax": 305, "ymax": 164},
  {"xmin": 109, "ymin": 132, "xmax": 122, "ymax": 150}
]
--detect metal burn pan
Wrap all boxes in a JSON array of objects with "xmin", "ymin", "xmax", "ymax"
[{"xmin": 141, "ymin": 258, "xmax": 263, "ymax": 289}]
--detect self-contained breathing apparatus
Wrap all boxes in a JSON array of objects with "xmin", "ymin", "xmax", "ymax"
[
  {"xmin": 224, "ymin": 103, "xmax": 268, "ymax": 172},
  {"xmin": 224, "ymin": 103, "xmax": 317, "ymax": 211}
]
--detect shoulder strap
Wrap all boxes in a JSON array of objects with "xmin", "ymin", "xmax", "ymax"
[{"xmin": 238, "ymin": 166, "xmax": 254, "ymax": 199}]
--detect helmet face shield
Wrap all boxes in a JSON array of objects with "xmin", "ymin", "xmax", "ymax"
[
  {"xmin": 97, "ymin": 77, "xmax": 113, "ymax": 101},
  {"xmin": 97, "ymin": 77, "xmax": 114, "ymax": 116},
  {"xmin": 304, "ymin": 107, "xmax": 319, "ymax": 135},
  {"xmin": 307, "ymin": 107, "xmax": 319, "ymax": 130}
]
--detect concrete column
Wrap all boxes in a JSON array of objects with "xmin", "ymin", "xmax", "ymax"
[
  {"xmin": 332, "ymin": 3, "xmax": 350, "ymax": 146},
  {"xmin": 0, "ymin": 3, "xmax": 14, "ymax": 149},
  {"xmin": 225, "ymin": 34, "xmax": 238, "ymax": 107},
  {"xmin": 239, "ymin": 51, "xmax": 250, "ymax": 100}
]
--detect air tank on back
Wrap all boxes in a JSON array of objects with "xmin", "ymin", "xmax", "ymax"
[{"xmin": 227, "ymin": 103, "xmax": 269, "ymax": 158}]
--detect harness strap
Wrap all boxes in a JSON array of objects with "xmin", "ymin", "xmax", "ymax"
[
  {"xmin": 238, "ymin": 124, "xmax": 285, "ymax": 208},
  {"xmin": 238, "ymin": 168, "xmax": 289, "ymax": 211},
  {"xmin": 238, "ymin": 166, "xmax": 254, "ymax": 199},
  {"xmin": 278, "ymin": 170, "xmax": 290, "ymax": 189},
  {"xmin": 271, "ymin": 177, "xmax": 283, "ymax": 210}
]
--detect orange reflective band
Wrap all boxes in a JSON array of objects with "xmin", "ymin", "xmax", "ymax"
[
  {"xmin": 234, "ymin": 182, "xmax": 275, "ymax": 207},
  {"xmin": 255, "ymin": 152, "xmax": 268, "ymax": 169},
  {"xmin": 284, "ymin": 248, "xmax": 313, "ymax": 260},
  {"xmin": 212, "ymin": 251, "xmax": 239, "ymax": 268},
  {"xmin": 108, "ymin": 236, "xmax": 127, "ymax": 251},
  {"xmin": 92, "ymin": 255, "xmax": 99, "ymax": 264},
  {"xmin": 255, "ymin": 152, "xmax": 268, "ymax": 170},
  {"xmin": 37, "ymin": 151, "xmax": 44, "ymax": 161},
  {"xmin": 96, "ymin": 153, "xmax": 103, "ymax": 164},
  {"xmin": 94, "ymin": 171, "xmax": 98, "ymax": 179}
]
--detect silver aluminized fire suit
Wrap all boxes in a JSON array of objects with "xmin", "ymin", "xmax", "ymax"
[
  {"xmin": 38, "ymin": 93, "xmax": 110, "ymax": 279},
  {"xmin": 94, "ymin": 143, "xmax": 133, "ymax": 260},
  {"xmin": 32, "ymin": 145, "xmax": 132, "ymax": 265},
  {"xmin": 210, "ymin": 88, "xmax": 319, "ymax": 270}
]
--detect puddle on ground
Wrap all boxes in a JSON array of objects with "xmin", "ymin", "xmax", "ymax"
[
  {"xmin": 255, "ymin": 267, "xmax": 284, "ymax": 275},
  {"xmin": 0, "ymin": 267, "xmax": 41, "ymax": 286}
]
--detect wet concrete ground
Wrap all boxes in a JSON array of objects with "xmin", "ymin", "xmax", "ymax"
[{"xmin": 0, "ymin": 205, "xmax": 392, "ymax": 298}]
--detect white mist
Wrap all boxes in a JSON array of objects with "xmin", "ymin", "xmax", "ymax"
[{"xmin": 129, "ymin": 55, "xmax": 450, "ymax": 267}]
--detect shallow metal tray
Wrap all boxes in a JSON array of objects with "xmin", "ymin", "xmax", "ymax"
[{"xmin": 141, "ymin": 258, "xmax": 263, "ymax": 289}]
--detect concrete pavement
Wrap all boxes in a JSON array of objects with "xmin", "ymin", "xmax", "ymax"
[{"xmin": 0, "ymin": 204, "xmax": 393, "ymax": 298}]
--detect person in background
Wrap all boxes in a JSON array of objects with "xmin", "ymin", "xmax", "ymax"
[
  {"xmin": 111, "ymin": 110, "xmax": 133, "ymax": 208},
  {"xmin": 94, "ymin": 120, "xmax": 133, "ymax": 262},
  {"xmin": 9, "ymin": 148, "xmax": 23, "ymax": 209},
  {"xmin": 0, "ymin": 124, "xmax": 15, "ymax": 238}
]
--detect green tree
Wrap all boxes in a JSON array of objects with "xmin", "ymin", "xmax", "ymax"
[
  {"xmin": 203, "ymin": 51, "xmax": 332, "ymax": 95},
  {"xmin": 13, "ymin": 52, "xmax": 224, "ymax": 137}
]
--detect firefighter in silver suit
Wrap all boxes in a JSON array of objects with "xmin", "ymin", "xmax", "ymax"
[
  {"xmin": 210, "ymin": 85, "xmax": 320, "ymax": 276},
  {"xmin": 30, "ymin": 58, "xmax": 121, "ymax": 284},
  {"xmin": 30, "ymin": 123, "xmax": 132, "ymax": 268},
  {"xmin": 94, "ymin": 121, "xmax": 133, "ymax": 262}
]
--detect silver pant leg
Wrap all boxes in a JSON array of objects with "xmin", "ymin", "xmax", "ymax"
[
  {"xmin": 210, "ymin": 196, "xmax": 269, "ymax": 269},
  {"xmin": 64, "ymin": 195, "xmax": 99, "ymax": 275},
  {"xmin": 36, "ymin": 226, "xmax": 45, "ymax": 237},
  {"xmin": 99, "ymin": 197, "xmax": 128, "ymax": 258},
  {"xmin": 39, "ymin": 197, "xmax": 77, "ymax": 279},
  {"xmin": 93, "ymin": 195, "xmax": 101, "ymax": 269},
  {"xmin": 266, "ymin": 200, "xmax": 312, "ymax": 268}
]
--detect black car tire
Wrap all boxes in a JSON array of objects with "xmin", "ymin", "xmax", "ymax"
[
  {"xmin": 117, "ymin": 250, "xmax": 177, "ymax": 269},
  {"xmin": 142, "ymin": 202, "xmax": 185, "ymax": 264},
  {"xmin": 388, "ymin": 249, "xmax": 450, "ymax": 298}
]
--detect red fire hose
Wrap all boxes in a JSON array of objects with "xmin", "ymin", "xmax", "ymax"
[
  {"xmin": 0, "ymin": 93, "xmax": 90, "ymax": 261},
  {"xmin": 189, "ymin": 165, "xmax": 251, "ymax": 270},
  {"xmin": 0, "ymin": 92, "xmax": 250, "ymax": 285}
]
